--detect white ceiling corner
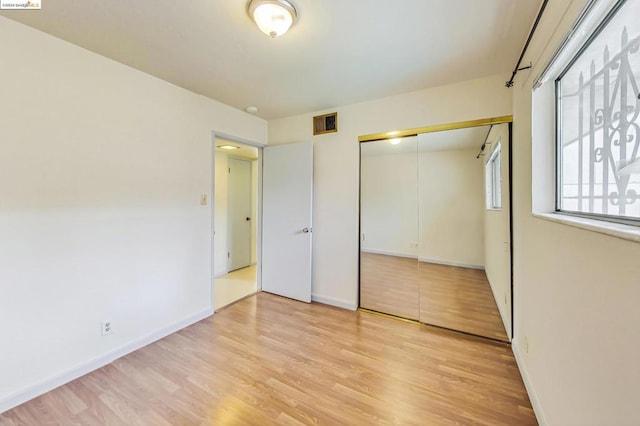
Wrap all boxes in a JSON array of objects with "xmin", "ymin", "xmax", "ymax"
[{"xmin": 0, "ymin": 0, "xmax": 542, "ymax": 119}]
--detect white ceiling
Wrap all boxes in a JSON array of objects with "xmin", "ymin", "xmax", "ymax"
[
  {"xmin": 1, "ymin": 1, "xmax": 541, "ymax": 119},
  {"xmin": 361, "ymin": 125, "xmax": 490, "ymax": 156}
]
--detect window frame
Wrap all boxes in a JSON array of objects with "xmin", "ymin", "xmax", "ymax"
[
  {"xmin": 486, "ymin": 141, "xmax": 502, "ymax": 211},
  {"xmin": 554, "ymin": 0, "xmax": 640, "ymax": 226}
]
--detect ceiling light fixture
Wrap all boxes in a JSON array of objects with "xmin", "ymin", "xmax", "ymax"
[
  {"xmin": 389, "ymin": 138, "xmax": 402, "ymax": 145},
  {"xmin": 248, "ymin": 0, "xmax": 298, "ymax": 38},
  {"xmin": 218, "ymin": 145, "xmax": 240, "ymax": 150}
]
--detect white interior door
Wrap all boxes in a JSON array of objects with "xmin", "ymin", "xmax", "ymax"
[
  {"xmin": 262, "ymin": 141, "xmax": 313, "ymax": 303},
  {"xmin": 227, "ymin": 158, "xmax": 252, "ymax": 272}
]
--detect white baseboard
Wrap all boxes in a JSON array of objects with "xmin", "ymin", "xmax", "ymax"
[
  {"xmin": 418, "ymin": 257, "xmax": 485, "ymax": 270},
  {"xmin": 311, "ymin": 294, "xmax": 358, "ymax": 311},
  {"xmin": 214, "ymin": 270, "xmax": 228, "ymax": 278},
  {"xmin": 0, "ymin": 307, "xmax": 213, "ymax": 414},
  {"xmin": 511, "ymin": 339, "xmax": 547, "ymax": 426},
  {"xmin": 360, "ymin": 248, "xmax": 417, "ymax": 259}
]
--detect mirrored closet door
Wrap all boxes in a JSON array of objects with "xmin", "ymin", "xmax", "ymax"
[
  {"xmin": 360, "ymin": 137, "xmax": 420, "ymax": 320},
  {"xmin": 359, "ymin": 120, "xmax": 512, "ymax": 342}
]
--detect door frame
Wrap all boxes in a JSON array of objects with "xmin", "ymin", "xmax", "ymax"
[{"xmin": 211, "ymin": 131, "xmax": 265, "ymax": 311}]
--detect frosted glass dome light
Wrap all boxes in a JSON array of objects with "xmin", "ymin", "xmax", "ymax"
[{"xmin": 248, "ymin": 0, "xmax": 298, "ymax": 38}]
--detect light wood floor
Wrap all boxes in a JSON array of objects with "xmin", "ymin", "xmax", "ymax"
[
  {"xmin": 360, "ymin": 253, "xmax": 508, "ymax": 341},
  {"xmin": 0, "ymin": 293, "xmax": 536, "ymax": 425}
]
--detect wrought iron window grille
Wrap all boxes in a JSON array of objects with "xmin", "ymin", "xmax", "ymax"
[{"xmin": 556, "ymin": 0, "xmax": 640, "ymax": 224}]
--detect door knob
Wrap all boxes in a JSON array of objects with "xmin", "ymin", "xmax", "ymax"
[
  {"xmin": 302, "ymin": 227, "xmax": 311, "ymax": 233},
  {"xmin": 246, "ymin": 217, "xmax": 251, "ymax": 221}
]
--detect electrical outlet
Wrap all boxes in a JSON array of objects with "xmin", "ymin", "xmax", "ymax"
[
  {"xmin": 101, "ymin": 320, "xmax": 112, "ymax": 336},
  {"xmin": 362, "ymin": 233, "xmax": 366, "ymax": 241},
  {"xmin": 504, "ymin": 293, "xmax": 507, "ymax": 305},
  {"xmin": 200, "ymin": 194, "xmax": 208, "ymax": 205}
]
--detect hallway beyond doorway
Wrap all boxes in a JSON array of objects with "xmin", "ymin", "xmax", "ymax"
[{"xmin": 214, "ymin": 265, "xmax": 258, "ymax": 311}]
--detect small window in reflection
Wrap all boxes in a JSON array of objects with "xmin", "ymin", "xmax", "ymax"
[{"xmin": 486, "ymin": 142, "xmax": 502, "ymax": 210}]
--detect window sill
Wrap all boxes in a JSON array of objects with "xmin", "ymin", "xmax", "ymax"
[{"xmin": 532, "ymin": 212, "xmax": 640, "ymax": 243}]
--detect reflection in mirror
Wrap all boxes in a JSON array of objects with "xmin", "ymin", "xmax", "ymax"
[
  {"xmin": 359, "ymin": 122, "xmax": 512, "ymax": 342},
  {"xmin": 483, "ymin": 124, "xmax": 511, "ymax": 338},
  {"xmin": 416, "ymin": 124, "xmax": 509, "ymax": 341},
  {"xmin": 360, "ymin": 137, "xmax": 419, "ymax": 320}
]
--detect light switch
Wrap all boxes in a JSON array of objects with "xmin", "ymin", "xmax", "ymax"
[{"xmin": 200, "ymin": 194, "xmax": 208, "ymax": 205}]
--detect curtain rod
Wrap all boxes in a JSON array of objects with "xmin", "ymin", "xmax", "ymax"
[
  {"xmin": 476, "ymin": 125, "xmax": 494, "ymax": 159},
  {"xmin": 506, "ymin": 0, "xmax": 549, "ymax": 88}
]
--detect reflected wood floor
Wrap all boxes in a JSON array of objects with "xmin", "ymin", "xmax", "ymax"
[
  {"xmin": 420, "ymin": 262, "xmax": 509, "ymax": 341},
  {"xmin": 0, "ymin": 293, "xmax": 535, "ymax": 425},
  {"xmin": 360, "ymin": 253, "xmax": 508, "ymax": 341},
  {"xmin": 360, "ymin": 253, "xmax": 420, "ymax": 320}
]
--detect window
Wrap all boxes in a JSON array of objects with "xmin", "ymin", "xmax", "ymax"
[
  {"xmin": 486, "ymin": 142, "xmax": 502, "ymax": 210},
  {"xmin": 556, "ymin": 0, "xmax": 640, "ymax": 223}
]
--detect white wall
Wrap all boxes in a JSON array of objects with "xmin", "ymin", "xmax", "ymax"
[
  {"xmin": 0, "ymin": 17, "xmax": 266, "ymax": 413},
  {"xmin": 418, "ymin": 148, "xmax": 485, "ymax": 268},
  {"xmin": 362, "ymin": 144, "xmax": 485, "ymax": 265},
  {"xmin": 484, "ymin": 123, "xmax": 512, "ymax": 337},
  {"xmin": 511, "ymin": 0, "xmax": 640, "ymax": 424},
  {"xmin": 361, "ymin": 139, "xmax": 419, "ymax": 258},
  {"xmin": 269, "ymin": 74, "xmax": 512, "ymax": 309}
]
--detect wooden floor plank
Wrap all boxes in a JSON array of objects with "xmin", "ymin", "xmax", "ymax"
[
  {"xmin": 0, "ymin": 293, "xmax": 536, "ymax": 425},
  {"xmin": 360, "ymin": 252, "xmax": 509, "ymax": 340}
]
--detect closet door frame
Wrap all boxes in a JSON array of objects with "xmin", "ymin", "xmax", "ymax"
[{"xmin": 357, "ymin": 115, "xmax": 514, "ymax": 342}]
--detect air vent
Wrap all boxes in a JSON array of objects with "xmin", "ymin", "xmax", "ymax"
[{"xmin": 313, "ymin": 112, "xmax": 338, "ymax": 135}]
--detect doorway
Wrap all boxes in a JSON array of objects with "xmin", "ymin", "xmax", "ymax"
[{"xmin": 214, "ymin": 138, "xmax": 261, "ymax": 311}]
